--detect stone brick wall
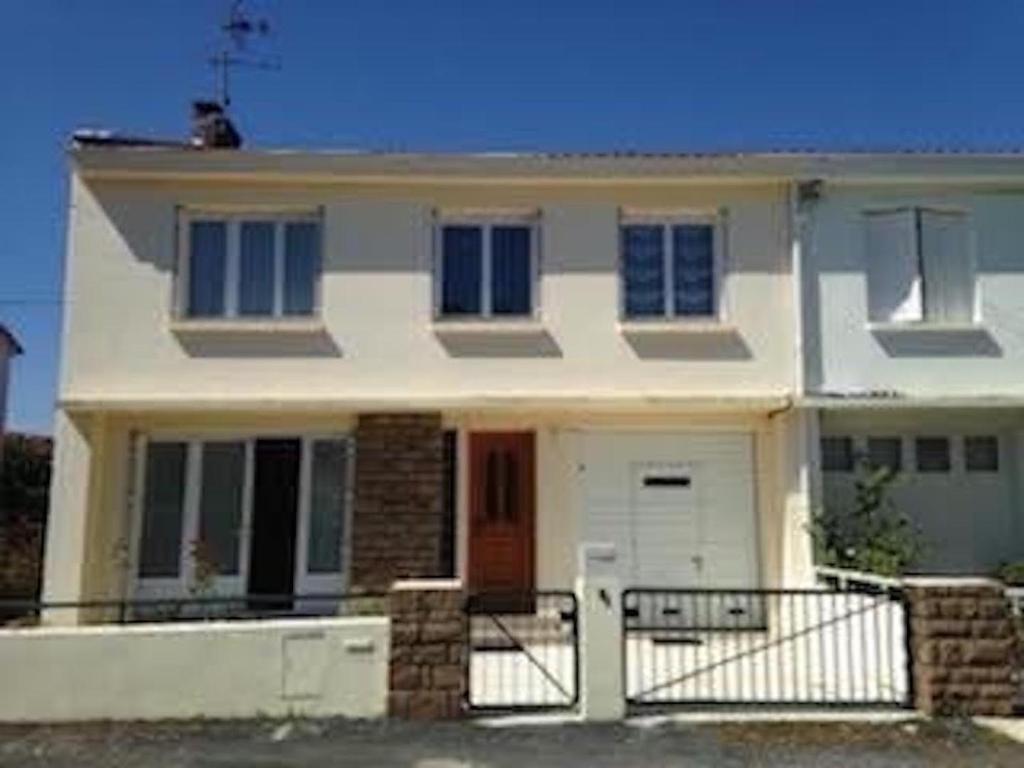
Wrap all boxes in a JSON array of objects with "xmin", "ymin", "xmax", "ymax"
[
  {"xmin": 388, "ymin": 580, "xmax": 465, "ymax": 719},
  {"xmin": 905, "ymin": 579, "xmax": 1019, "ymax": 716},
  {"xmin": 351, "ymin": 414, "xmax": 444, "ymax": 590}
]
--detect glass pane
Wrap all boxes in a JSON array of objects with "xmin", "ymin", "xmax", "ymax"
[
  {"xmin": 441, "ymin": 226, "xmax": 483, "ymax": 315},
  {"xmin": 284, "ymin": 222, "xmax": 320, "ymax": 315},
  {"xmin": 188, "ymin": 221, "xmax": 227, "ymax": 317},
  {"xmin": 672, "ymin": 224, "xmax": 715, "ymax": 316},
  {"xmin": 197, "ymin": 442, "xmax": 246, "ymax": 577},
  {"xmin": 502, "ymin": 450, "xmax": 519, "ymax": 522},
  {"xmin": 139, "ymin": 442, "xmax": 187, "ymax": 578},
  {"xmin": 821, "ymin": 437, "xmax": 853, "ymax": 472},
  {"xmin": 965, "ymin": 436, "xmax": 999, "ymax": 472},
  {"xmin": 491, "ymin": 226, "xmax": 532, "ymax": 315},
  {"xmin": 867, "ymin": 437, "xmax": 902, "ymax": 472},
  {"xmin": 308, "ymin": 440, "xmax": 348, "ymax": 573},
  {"xmin": 238, "ymin": 221, "xmax": 275, "ymax": 315},
  {"xmin": 621, "ymin": 225, "xmax": 665, "ymax": 317},
  {"xmin": 915, "ymin": 437, "xmax": 951, "ymax": 473}
]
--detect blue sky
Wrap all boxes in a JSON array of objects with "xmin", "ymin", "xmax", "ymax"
[{"xmin": 3, "ymin": 0, "xmax": 1024, "ymax": 434}]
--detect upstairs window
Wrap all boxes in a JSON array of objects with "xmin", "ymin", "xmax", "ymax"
[
  {"xmin": 182, "ymin": 213, "xmax": 321, "ymax": 319},
  {"xmin": 864, "ymin": 208, "xmax": 974, "ymax": 324},
  {"xmin": 436, "ymin": 215, "xmax": 537, "ymax": 319},
  {"xmin": 620, "ymin": 213, "xmax": 721, "ymax": 320}
]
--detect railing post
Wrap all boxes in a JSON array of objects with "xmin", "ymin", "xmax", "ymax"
[{"xmin": 575, "ymin": 542, "xmax": 625, "ymax": 722}]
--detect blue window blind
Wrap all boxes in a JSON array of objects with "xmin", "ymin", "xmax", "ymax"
[
  {"xmin": 188, "ymin": 221, "xmax": 227, "ymax": 317},
  {"xmin": 441, "ymin": 226, "xmax": 483, "ymax": 315},
  {"xmin": 284, "ymin": 222, "xmax": 319, "ymax": 315},
  {"xmin": 622, "ymin": 225, "xmax": 665, "ymax": 317},
  {"xmin": 491, "ymin": 226, "xmax": 531, "ymax": 315},
  {"xmin": 672, "ymin": 224, "xmax": 714, "ymax": 316},
  {"xmin": 238, "ymin": 221, "xmax": 275, "ymax": 315}
]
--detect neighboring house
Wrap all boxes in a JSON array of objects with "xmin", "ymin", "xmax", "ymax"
[
  {"xmin": 798, "ymin": 161, "xmax": 1024, "ymax": 574},
  {"xmin": 0, "ymin": 325, "xmax": 22, "ymax": 450},
  {"xmin": 42, "ymin": 126, "xmax": 816, "ymax": 623}
]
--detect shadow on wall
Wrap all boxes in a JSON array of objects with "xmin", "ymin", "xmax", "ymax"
[
  {"xmin": 870, "ymin": 327, "xmax": 1002, "ymax": 358},
  {"xmin": 621, "ymin": 329, "xmax": 752, "ymax": 360},
  {"xmin": 432, "ymin": 327, "xmax": 562, "ymax": 358},
  {"xmin": 172, "ymin": 328, "xmax": 342, "ymax": 358}
]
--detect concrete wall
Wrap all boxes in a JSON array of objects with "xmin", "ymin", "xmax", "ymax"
[
  {"xmin": 61, "ymin": 176, "xmax": 794, "ymax": 406},
  {"xmin": 0, "ymin": 616, "xmax": 389, "ymax": 722},
  {"xmin": 820, "ymin": 408, "xmax": 1024, "ymax": 575},
  {"xmin": 804, "ymin": 185, "xmax": 1024, "ymax": 395}
]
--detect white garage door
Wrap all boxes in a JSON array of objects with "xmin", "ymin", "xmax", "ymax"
[{"xmin": 579, "ymin": 432, "xmax": 760, "ymax": 588}]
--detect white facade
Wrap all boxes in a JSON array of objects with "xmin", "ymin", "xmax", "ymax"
[
  {"xmin": 47, "ymin": 146, "xmax": 1024, "ymax": 623},
  {"xmin": 45, "ymin": 147, "xmax": 815, "ymax": 619},
  {"xmin": 801, "ymin": 178, "xmax": 1024, "ymax": 574}
]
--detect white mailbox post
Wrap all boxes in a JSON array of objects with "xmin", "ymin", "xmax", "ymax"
[{"xmin": 575, "ymin": 542, "xmax": 625, "ymax": 721}]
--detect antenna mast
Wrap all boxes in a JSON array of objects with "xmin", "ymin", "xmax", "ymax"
[{"xmin": 209, "ymin": 1, "xmax": 277, "ymax": 108}]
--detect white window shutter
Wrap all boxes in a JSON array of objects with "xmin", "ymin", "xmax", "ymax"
[
  {"xmin": 920, "ymin": 209, "xmax": 973, "ymax": 323},
  {"xmin": 864, "ymin": 210, "xmax": 921, "ymax": 322}
]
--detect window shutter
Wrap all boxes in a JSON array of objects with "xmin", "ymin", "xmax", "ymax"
[
  {"xmin": 864, "ymin": 211, "xmax": 921, "ymax": 322},
  {"xmin": 920, "ymin": 210, "xmax": 973, "ymax": 323}
]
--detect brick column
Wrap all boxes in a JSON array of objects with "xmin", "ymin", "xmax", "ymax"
[
  {"xmin": 351, "ymin": 414, "xmax": 444, "ymax": 590},
  {"xmin": 905, "ymin": 578, "xmax": 1018, "ymax": 716},
  {"xmin": 388, "ymin": 579, "xmax": 465, "ymax": 720}
]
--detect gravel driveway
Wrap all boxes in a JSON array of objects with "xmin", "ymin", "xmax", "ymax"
[{"xmin": 0, "ymin": 717, "xmax": 1021, "ymax": 767}]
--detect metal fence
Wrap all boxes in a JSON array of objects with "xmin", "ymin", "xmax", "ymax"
[
  {"xmin": 623, "ymin": 587, "xmax": 910, "ymax": 709},
  {"xmin": 0, "ymin": 592, "xmax": 390, "ymax": 627},
  {"xmin": 464, "ymin": 591, "xmax": 579, "ymax": 713}
]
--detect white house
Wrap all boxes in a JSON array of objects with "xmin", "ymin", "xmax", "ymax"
[
  {"xmin": 44, "ymin": 123, "xmax": 1024, "ymax": 626},
  {"xmin": 0, "ymin": 325, "xmax": 22, "ymax": 450},
  {"xmin": 797, "ymin": 157, "xmax": 1024, "ymax": 574},
  {"xmin": 41, "ymin": 132, "xmax": 823, "ymax": 624}
]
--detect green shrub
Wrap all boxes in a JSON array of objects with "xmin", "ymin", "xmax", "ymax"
[{"xmin": 810, "ymin": 458, "xmax": 922, "ymax": 577}]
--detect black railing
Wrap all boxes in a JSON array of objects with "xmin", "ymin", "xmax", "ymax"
[
  {"xmin": 623, "ymin": 587, "xmax": 910, "ymax": 709},
  {"xmin": 464, "ymin": 591, "xmax": 579, "ymax": 712},
  {"xmin": 0, "ymin": 592, "xmax": 390, "ymax": 627}
]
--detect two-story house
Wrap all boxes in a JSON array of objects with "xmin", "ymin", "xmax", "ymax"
[
  {"xmin": 42, "ymin": 133, "xmax": 817, "ymax": 621},
  {"xmin": 45, "ymin": 121, "xmax": 1024, "ymax": 622},
  {"xmin": 799, "ymin": 156, "xmax": 1024, "ymax": 575}
]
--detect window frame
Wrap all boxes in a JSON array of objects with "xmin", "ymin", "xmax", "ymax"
[
  {"xmin": 432, "ymin": 210, "xmax": 541, "ymax": 321},
  {"xmin": 964, "ymin": 435, "xmax": 1000, "ymax": 473},
  {"xmin": 821, "ymin": 436, "xmax": 855, "ymax": 473},
  {"xmin": 618, "ymin": 209, "xmax": 727, "ymax": 322},
  {"xmin": 129, "ymin": 431, "xmax": 354, "ymax": 604},
  {"xmin": 863, "ymin": 205, "xmax": 976, "ymax": 325},
  {"xmin": 176, "ymin": 208, "xmax": 323, "ymax": 322}
]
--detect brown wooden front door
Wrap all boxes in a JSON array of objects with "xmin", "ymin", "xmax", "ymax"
[{"xmin": 468, "ymin": 432, "xmax": 535, "ymax": 596}]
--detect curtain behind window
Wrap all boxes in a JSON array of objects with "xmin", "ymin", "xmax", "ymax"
[
  {"xmin": 239, "ymin": 222, "xmax": 275, "ymax": 315},
  {"xmin": 622, "ymin": 225, "xmax": 665, "ymax": 317},
  {"xmin": 672, "ymin": 224, "xmax": 714, "ymax": 316},
  {"xmin": 441, "ymin": 226, "xmax": 483, "ymax": 315},
  {"xmin": 491, "ymin": 226, "xmax": 531, "ymax": 315},
  {"xmin": 188, "ymin": 222, "xmax": 227, "ymax": 317}
]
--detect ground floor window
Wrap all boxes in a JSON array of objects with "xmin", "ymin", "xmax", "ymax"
[{"xmin": 133, "ymin": 434, "xmax": 353, "ymax": 602}]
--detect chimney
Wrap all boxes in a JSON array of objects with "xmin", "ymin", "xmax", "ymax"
[{"xmin": 190, "ymin": 100, "xmax": 242, "ymax": 149}]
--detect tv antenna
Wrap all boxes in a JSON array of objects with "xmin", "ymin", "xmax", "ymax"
[{"xmin": 209, "ymin": 1, "xmax": 279, "ymax": 108}]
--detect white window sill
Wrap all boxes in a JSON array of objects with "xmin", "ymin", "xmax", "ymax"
[
  {"xmin": 618, "ymin": 319, "xmax": 737, "ymax": 335},
  {"xmin": 169, "ymin": 318, "xmax": 326, "ymax": 335},
  {"xmin": 866, "ymin": 321, "xmax": 984, "ymax": 334},
  {"xmin": 431, "ymin": 319, "xmax": 546, "ymax": 334}
]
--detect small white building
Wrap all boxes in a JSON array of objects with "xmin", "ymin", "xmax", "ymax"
[{"xmin": 0, "ymin": 325, "xmax": 22, "ymax": 449}]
